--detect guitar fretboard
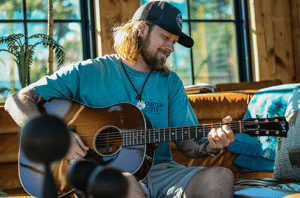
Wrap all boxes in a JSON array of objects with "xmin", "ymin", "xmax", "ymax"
[{"xmin": 121, "ymin": 122, "xmax": 243, "ymax": 147}]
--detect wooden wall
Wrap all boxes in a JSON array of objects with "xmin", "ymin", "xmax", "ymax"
[
  {"xmin": 248, "ymin": 0, "xmax": 300, "ymax": 83},
  {"xmin": 94, "ymin": 0, "xmax": 140, "ymax": 57},
  {"xmin": 94, "ymin": 0, "xmax": 300, "ymax": 84}
]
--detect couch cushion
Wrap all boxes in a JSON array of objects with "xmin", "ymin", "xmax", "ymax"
[
  {"xmin": 0, "ymin": 133, "xmax": 19, "ymax": 163},
  {"xmin": 188, "ymin": 91, "xmax": 256, "ymax": 123}
]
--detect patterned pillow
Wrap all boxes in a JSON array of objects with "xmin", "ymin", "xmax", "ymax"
[{"xmin": 274, "ymin": 88, "xmax": 300, "ymax": 180}]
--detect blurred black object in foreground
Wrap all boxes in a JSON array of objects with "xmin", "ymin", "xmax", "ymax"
[
  {"xmin": 21, "ymin": 114, "xmax": 70, "ymax": 198},
  {"xmin": 67, "ymin": 160, "xmax": 128, "ymax": 198}
]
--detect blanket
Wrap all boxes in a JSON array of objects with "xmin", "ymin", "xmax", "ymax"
[{"xmin": 227, "ymin": 83, "xmax": 300, "ymax": 172}]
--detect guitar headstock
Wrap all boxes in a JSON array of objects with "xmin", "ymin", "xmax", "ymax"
[{"xmin": 243, "ymin": 117, "xmax": 288, "ymax": 137}]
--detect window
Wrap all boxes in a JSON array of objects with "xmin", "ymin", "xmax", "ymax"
[
  {"xmin": 141, "ymin": 0, "xmax": 251, "ymax": 86},
  {"xmin": 0, "ymin": 0, "xmax": 95, "ymax": 103}
]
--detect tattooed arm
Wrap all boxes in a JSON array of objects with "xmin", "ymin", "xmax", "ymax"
[
  {"xmin": 4, "ymin": 85, "xmax": 45, "ymax": 127},
  {"xmin": 5, "ymin": 86, "xmax": 89, "ymax": 160},
  {"xmin": 176, "ymin": 122, "xmax": 235, "ymax": 158}
]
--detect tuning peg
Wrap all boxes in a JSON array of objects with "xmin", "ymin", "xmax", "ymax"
[
  {"xmin": 257, "ymin": 136, "xmax": 260, "ymax": 142},
  {"xmin": 275, "ymin": 114, "xmax": 280, "ymax": 118},
  {"xmin": 256, "ymin": 114, "xmax": 260, "ymax": 119}
]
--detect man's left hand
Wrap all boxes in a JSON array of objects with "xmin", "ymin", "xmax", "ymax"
[{"xmin": 207, "ymin": 116, "xmax": 235, "ymax": 154}]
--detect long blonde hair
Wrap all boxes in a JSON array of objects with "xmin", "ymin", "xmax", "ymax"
[
  {"xmin": 113, "ymin": 21, "xmax": 170, "ymax": 76},
  {"xmin": 113, "ymin": 21, "xmax": 152, "ymax": 62}
]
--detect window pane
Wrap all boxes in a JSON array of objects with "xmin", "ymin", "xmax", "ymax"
[
  {"xmin": 0, "ymin": 23, "xmax": 24, "ymax": 103},
  {"xmin": 54, "ymin": 22, "xmax": 83, "ymax": 66},
  {"xmin": 140, "ymin": 0, "xmax": 188, "ymax": 19},
  {"xmin": 27, "ymin": 22, "xmax": 84, "ymax": 83},
  {"xmin": 189, "ymin": 0, "xmax": 235, "ymax": 20},
  {"xmin": 54, "ymin": 0, "xmax": 81, "ymax": 20},
  {"xmin": 27, "ymin": 23, "xmax": 48, "ymax": 83},
  {"xmin": 167, "ymin": 22, "xmax": 192, "ymax": 86},
  {"xmin": 0, "ymin": 0, "xmax": 23, "ymax": 20},
  {"xmin": 26, "ymin": 0, "xmax": 47, "ymax": 20},
  {"xmin": 191, "ymin": 22, "xmax": 239, "ymax": 85}
]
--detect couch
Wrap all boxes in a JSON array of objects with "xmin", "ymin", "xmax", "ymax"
[{"xmin": 1, "ymin": 81, "xmax": 300, "ymax": 197}]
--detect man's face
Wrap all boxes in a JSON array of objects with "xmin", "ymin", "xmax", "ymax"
[{"xmin": 139, "ymin": 25, "xmax": 179, "ymax": 71}]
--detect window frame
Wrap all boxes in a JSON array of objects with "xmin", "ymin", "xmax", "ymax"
[
  {"xmin": 183, "ymin": 0, "xmax": 252, "ymax": 84},
  {"xmin": 0, "ymin": 0, "xmax": 96, "ymax": 85}
]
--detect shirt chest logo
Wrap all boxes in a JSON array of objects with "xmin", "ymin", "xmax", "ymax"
[{"xmin": 144, "ymin": 101, "xmax": 164, "ymax": 114}]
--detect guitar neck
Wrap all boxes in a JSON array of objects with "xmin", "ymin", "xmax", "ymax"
[{"xmin": 122, "ymin": 122, "xmax": 243, "ymax": 147}]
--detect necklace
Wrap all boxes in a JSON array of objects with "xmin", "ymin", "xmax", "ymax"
[{"xmin": 120, "ymin": 60, "xmax": 151, "ymax": 110}]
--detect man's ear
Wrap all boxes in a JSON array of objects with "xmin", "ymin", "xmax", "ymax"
[{"xmin": 138, "ymin": 23, "xmax": 149, "ymax": 38}]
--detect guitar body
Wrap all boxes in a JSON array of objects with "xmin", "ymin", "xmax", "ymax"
[{"xmin": 19, "ymin": 98, "xmax": 155, "ymax": 197}]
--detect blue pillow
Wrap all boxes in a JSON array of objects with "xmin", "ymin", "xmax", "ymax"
[
  {"xmin": 227, "ymin": 83, "xmax": 300, "ymax": 172},
  {"xmin": 234, "ymin": 155, "xmax": 275, "ymax": 172}
]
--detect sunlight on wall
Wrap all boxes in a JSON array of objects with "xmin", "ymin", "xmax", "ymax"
[{"xmin": 248, "ymin": 0, "xmax": 260, "ymax": 82}]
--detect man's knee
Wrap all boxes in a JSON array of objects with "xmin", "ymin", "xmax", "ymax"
[{"xmin": 204, "ymin": 166, "xmax": 234, "ymax": 184}]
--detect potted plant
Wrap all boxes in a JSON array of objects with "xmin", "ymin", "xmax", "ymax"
[{"xmin": 0, "ymin": 33, "xmax": 65, "ymax": 88}]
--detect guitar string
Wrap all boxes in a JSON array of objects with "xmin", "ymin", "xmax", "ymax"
[
  {"xmin": 79, "ymin": 120, "xmax": 277, "ymax": 139},
  {"xmin": 84, "ymin": 121, "xmax": 282, "ymax": 141},
  {"xmin": 94, "ymin": 129, "xmax": 282, "ymax": 147},
  {"xmin": 81, "ymin": 120, "xmax": 280, "ymax": 139},
  {"xmin": 91, "ymin": 121, "xmax": 284, "ymax": 147}
]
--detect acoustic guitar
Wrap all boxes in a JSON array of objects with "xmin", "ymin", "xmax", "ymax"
[{"xmin": 18, "ymin": 98, "xmax": 289, "ymax": 197}]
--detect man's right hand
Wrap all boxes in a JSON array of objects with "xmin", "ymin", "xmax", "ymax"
[{"xmin": 66, "ymin": 131, "xmax": 89, "ymax": 164}]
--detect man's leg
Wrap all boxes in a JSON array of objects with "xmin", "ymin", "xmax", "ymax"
[
  {"xmin": 183, "ymin": 166, "xmax": 234, "ymax": 198},
  {"xmin": 122, "ymin": 172, "xmax": 148, "ymax": 198}
]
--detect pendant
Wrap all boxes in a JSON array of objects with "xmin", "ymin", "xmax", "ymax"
[{"xmin": 136, "ymin": 100, "xmax": 146, "ymax": 110}]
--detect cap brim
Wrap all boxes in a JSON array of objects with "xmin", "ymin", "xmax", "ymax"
[
  {"xmin": 166, "ymin": 29, "xmax": 193, "ymax": 48},
  {"xmin": 178, "ymin": 34, "xmax": 194, "ymax": 48}
]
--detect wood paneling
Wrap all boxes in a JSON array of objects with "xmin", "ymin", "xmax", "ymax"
[
  {"xmin": 0, "ymin": 105, "xmax": 19, "ymax": 134},
  {"xmin": 95, "ymin": 0, "xmax": 140, "ymax": 56},
  {"xmin": 249, "ymin": 0, "xmax": 299, "ymax": 83}
]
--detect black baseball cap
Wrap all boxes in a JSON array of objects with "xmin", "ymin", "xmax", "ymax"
[{"xmin": 132, "ymin": 1, "xmax": 194, "ymax": 48}]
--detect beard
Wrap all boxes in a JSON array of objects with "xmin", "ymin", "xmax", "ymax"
[{"xmin": 139, "ymin": 34, "xmax": 169, "ymax": 71}]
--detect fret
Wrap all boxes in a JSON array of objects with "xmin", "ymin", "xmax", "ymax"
[
  {"xmin": 140, "ymin": 130, "xmax": 142, "ymax": 145},
  {"xmin": 188, "ymin": 127, "xmax": 190, "ymax": 139},
  {"xmin": 203, "ymin": 125, "xmax": 205, "ymax": 137},
  {"xmin": 143, "ymin": 129, "xmax": 146, "ymax": 145},
  {"xmin": 133, "ymin": 130, "xmax": 135, "ymax": 146},
  {"xmin": 195, "ymin": 126, "xmax": 198, "ymax": 138},
  {"xmin": 134, "ymin": 130, "xmax": 138, "ymax": 145},
  {"xmin": 239, "ymin": 121, "xmax": 242, "ymax": 133},
  {"xmin": 181, "ymin": 126, "xmax": 183, "ymax": 140},
  {"xmin": 158, "ymin": 129, "xmax": 160, "ymax": 142},
  {"xmin": 126, "ymin": 130, "xmax": 128, "ymax": 146},
  {"xmin": 175, "ymin": 127, "xmax": 177, "ymax": 140},
  {"xmin": 130, "ymin": 131, "xmax": 134, "ymax": 146},
  {"xmin": 122, "ymin": 132, "xmax": 125, "ymax": 147},
  {"xmin": 164, "ymin": 128, "xmax": 166, "ymax": 142}
]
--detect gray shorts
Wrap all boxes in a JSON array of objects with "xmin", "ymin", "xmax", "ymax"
[{"xmin": 140, "ymin": 163, "xmax": 204, "ymax": 198}]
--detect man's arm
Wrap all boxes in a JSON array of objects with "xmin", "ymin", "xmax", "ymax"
[
  {"xmin": 177, "ymin": 120, "xmax": 235, "ymax": 158},
  {"xmin": 5, "ymin": 86, "xmax": 89, "ymax": 161},
  {"xmin": 4, "ymin": 85, "xmax": 45, "ymax": 127}
]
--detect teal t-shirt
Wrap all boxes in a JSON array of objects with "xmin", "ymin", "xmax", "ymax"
[{"xmin": 33, "ymin": 54, "xmax": 198, "ymax": 164}]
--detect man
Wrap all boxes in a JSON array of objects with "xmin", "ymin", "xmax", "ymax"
[{"xmin": 5, "ymin": 1, "xmax": 235, "ymax": 197}]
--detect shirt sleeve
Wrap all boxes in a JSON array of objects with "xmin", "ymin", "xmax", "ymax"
[
  {"xmin": 167, "ymin": 72, "xmax": 199, "ymax": 128},
  {"xmin": 32, "ymin": 64, "xmax": 81, "ymax": 101}
]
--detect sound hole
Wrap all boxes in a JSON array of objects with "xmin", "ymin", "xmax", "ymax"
[{"xmin": 94, "ymin": 126, "xmax": 122, "ymax": 156}]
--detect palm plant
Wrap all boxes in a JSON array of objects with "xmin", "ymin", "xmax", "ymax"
[{"xmin": 0, "ymin": 33, "xmax": 65, "ymax": 88}]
